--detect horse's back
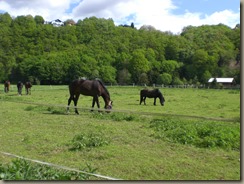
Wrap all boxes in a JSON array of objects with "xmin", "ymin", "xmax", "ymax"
[
  {"xmin": 140, "ymin": 88, "xmax": 161, "ymax": 98},
  {"xmin": 68, "ymin": 79, "xmax": 95, "ymax": 96},
  {"xmin": 4, "ymin": 80, "xmax": 10, "ymax": 87},
  {"xmin": 69, "ymin": 79, "xmax": 108, "ymax": 97},
  {"xmin": 17, "ymin": 81, "xmax": 23, "ymax": 87},
  {"xmin": 25, "ymin": 82, "xmax": 32, "ymax": 88}
]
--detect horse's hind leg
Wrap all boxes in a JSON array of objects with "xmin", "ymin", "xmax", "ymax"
[
  {"xmin": 140, "ymin": 95, "xmax": 143, "ymax": 105},
  {"xmin": 67, "ymin": 95, "xmax": 74, "ymax": 113},
  {"xmin": 73, "ymin": 95, "xmax": 80, "ymax": 114}
]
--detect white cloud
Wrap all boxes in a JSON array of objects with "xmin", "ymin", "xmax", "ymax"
[
  {"xmin": 0, "ymin": 0, "xmax": 240, "ymax": 33},
  {"xmin": 202, "ymin": 10, "xmax": 240, "ymax": 27},
  {"xmin": 0, "ymin": 0, "xmax": 71, "ymax": 20}
]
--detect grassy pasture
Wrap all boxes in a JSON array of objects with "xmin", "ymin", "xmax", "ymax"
[{"xmin": 0, "ymin": 85, "xmax": 240, "ymax": 180}]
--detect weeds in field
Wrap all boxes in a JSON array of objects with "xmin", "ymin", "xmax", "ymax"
[
  {"xmin": 24, "ymin": 105, "xmax": 47, "ymax": 112},
  {"xmin": 149, "ymin": 118, "xmax": 240, "ymax": 150},
  {"xmin": 91, "ymin": 112, "xmax": 138, "ymax": 122},
  {"xmin": 69, "ymin": 133, "xmax": 109, "ymax": 151},
  {"xmin": 0, "ymin": 159, "xmax": 95, "ymax": 180}
]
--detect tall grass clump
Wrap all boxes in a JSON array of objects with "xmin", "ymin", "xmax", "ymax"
[
  {"xmin": 149, "ymin": 118, "xmax": 240, "ymax": 150},
  {"xmin": 0, "ymin": 159, "xmax": 95, "ymax": 180},
  {"xmin": 69, "ymin": 133, "xmax": 109, "ymax": 151}
]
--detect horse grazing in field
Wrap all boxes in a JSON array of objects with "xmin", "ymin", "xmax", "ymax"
[
  {"xmin": 4, "ymin": 80, "xmax": 10, "ymax": 93},
  {"xmin": 140, "ymin": 88, "xmax": 165, "ymax": 106},
  {"xmin": 67, "ymin": 79, "xmax": 113, "ymax": 114},
  {"xmin": 25, "ymin": 81, "xmax": 32, "ymax": 95},
  {"xmin": 17, "ymin": 81, "xmax": 23, "ymax": 95}
]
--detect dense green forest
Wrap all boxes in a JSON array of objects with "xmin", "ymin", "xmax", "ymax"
[{"xmin": 0, "ymin": 13, "xmax": 240, "ymax": 85}]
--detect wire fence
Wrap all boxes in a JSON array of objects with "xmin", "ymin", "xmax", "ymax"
[
  {"xmin": 2, "ymin": 98, "xmax": 239, "ymax": 122},
  {"xmin": 1, "ymin": 83, "xmax": 240, "ymax": 93},
  {"xmin": 0, "ymin": 151, "xmax": 122, "ymax": 180},
  {"xmin": 105, "ymin": 83, "xmax": 241, "ymax": 89}
]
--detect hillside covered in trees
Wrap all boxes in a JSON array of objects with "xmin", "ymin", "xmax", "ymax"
[{"xmin": 0, "ymin": 13, "xmax": 240, "ymax": 85}]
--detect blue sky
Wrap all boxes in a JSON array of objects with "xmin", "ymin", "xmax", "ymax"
[
  {"xmin": 171, "ymin": 0, "xmax": 240, "ymax": 15},
  {"xmin": 0, "ymin": 0, "xmax": 240, "ymax": 34}
]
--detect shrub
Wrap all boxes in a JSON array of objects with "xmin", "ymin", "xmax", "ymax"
[
  {"xmin": 157, "ymin": 73, "xmax": 172, "ymax": 85},
  {"xmin": 149, "ymin": 118, "xmax": 240, "ymax": 150}
]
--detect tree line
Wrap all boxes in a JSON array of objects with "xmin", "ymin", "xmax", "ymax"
[{"xmin": 0, "ymin": 13, "xmax": 240, "ymax": 85}]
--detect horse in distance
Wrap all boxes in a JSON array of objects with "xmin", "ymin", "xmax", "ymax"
[
  {"xmin": 140, "ymin": 88, "xmax": 165, "ymax": 106},
  {"xmin": 4, "ymin": 80, "xmax": 10, "ymax": 93},
  {"xmin": 67, "ymin": 78, "xmax": 113, "ymax": 114},
  {"xmin": 17, "ymin": 81, "xmax": 23, "ymax": 95},
  {"xmin": 25, "ymin": 81, "xmax": 32, "ymax": 95}
]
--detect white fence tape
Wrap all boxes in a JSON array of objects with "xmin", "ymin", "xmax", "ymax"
[{"xmin": 0, "ymin": 151, "xmax": 122, "ymax": 180}]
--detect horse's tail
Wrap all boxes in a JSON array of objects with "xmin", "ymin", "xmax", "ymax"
[{"xmin": 68, "ymin": 79, "xmax": 76, "ymax": 96}]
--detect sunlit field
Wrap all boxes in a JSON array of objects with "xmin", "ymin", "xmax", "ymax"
[{"xmin": 0, "ymin": 85, "xmax": 240, "ymax": 180}]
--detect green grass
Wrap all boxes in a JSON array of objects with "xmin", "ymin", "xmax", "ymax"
[
  {"xmin": 0, "ymin": 159, "xmax": 95, "ymax": 180},
  {"xmin": 0, "ymin": 85, "xmax": 240, "ymax": 180}
]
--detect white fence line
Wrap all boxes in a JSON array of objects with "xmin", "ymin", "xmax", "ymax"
[
  {"xmin": 0, "ymin": 151, "xmax": 122, "ymax": 180},
  {"xmin": 3, "ymin": 99, "xmax": 239, "ymax": 122},
  {"xmin": 103, "ymin": 83, "xmax": 240, "ymax": 89}
]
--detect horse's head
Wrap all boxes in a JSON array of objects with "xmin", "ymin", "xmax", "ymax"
[
  {"xmin": 105, "ymin": 100, "xmax": 113, "ymax": 113},
  {"xmin": 159, "ymin": 94, "xmax": 165, "ymax": 106}
]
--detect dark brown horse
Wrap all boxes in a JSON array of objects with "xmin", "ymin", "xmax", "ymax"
[
  {"xmin": 25, "ymin": 82, "xmax": 32, "ymax": 95},
  {"xmin": 4, "ymin": 80, "xmax": 10, "ymax": 93},
  {"xmin": 17, "ymin": 81, "xmax": 23, "ymax": 95},
  {"xmin": 140, "ymin": 89, "xmax": 165, "ymax": 106},
  {"xmin": 67, "ymin": 79, "xmax": 113, "ymax": 114}
]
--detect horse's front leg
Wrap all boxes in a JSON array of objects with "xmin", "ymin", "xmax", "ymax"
[
  {"xmin": 143, "ymin": 97, "xmax": 146, "ymax": 105},
  {"xmin": 18, "ymin": 88, "xmax": 22, "ymax": 96},
  {"xmin": 92, "ymin": 96, "xmax": 101, "ymax": 112},
  {"xmin": 96, "ymin": 97, "xmax": 101, "ymax": 112},
  {"xmin": 154, "ymin": 98, "xmax": 156, "ymax": 105}
]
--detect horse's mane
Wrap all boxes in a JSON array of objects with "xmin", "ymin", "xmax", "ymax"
[{"xmin": 96, "ymin": 79, "xmax": 110, "ymax": 97}]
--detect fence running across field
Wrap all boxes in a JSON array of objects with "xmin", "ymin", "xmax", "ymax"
[
  {"xmin": 0, "ymin": 151, "xmax": 122, "ymax": 180},
  {"xmin": 3, "ymin": 99, "xmax": 239, "ymax": 122}
]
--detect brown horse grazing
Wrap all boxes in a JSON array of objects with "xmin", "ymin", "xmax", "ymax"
[
  {"xmin": 67, "ymin": 79, "xmax": 113, "ymax": 114},
  {"xmin": 4, "ymin": 80, "xmax": 10, "ymax": 93},
  {"xmin": 25, "ymin": 82, "xmax": 32, "ymax": 95},
  {"xmin": 140, "ymin": 89, "xmax": 165, "ymax": 106},
  {"xmin": 17, "ymin": 81, "xmax": 23, "ymax": 95}
]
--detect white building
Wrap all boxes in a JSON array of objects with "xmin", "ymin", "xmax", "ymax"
[
  {"xmin": 51, "ymin": 19, "xmax": 64, "ymax": 27},
  {"xmin": 208, "ymin": 78, "xmax": 236, "ymax": 88}
]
